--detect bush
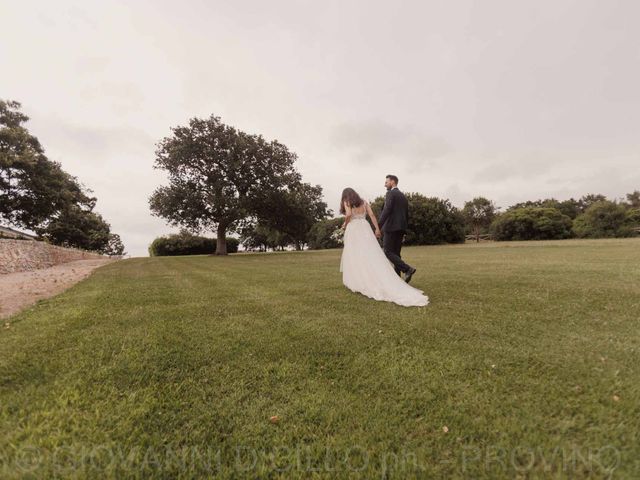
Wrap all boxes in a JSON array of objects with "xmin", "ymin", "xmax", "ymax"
[
  {"xmin": 573, "ymin": 201, "xmax": 636, "ymax": 238},
  {"xmin": 407, "ymin": 194, "xmax": 466, "ymax": 245},
  {"xmin": 371, "ymin": 194, "xmax": 465, "ymax": 245},
  {"xmin": 307, "ymin": 217, "xmax": 345, "ymax": 249},
  {"xmin": 625, "ymin": 208, "xmax": 640, "ymax": 228},
  {"xmin": 149, "ymin": 231, "xmax": 239, "ymax": 256},
  {"xmin": 490, "ymin": 207, "xmax": 573, "ymax": 241}
]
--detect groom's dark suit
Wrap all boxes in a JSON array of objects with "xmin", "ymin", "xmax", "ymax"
[{"xmin": 378, "ymin": 187, "xmax": 412, "ymax": 276}]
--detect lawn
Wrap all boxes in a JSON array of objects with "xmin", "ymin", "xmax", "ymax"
[{"xmin": 1, "ymin": 238, "xmax": 639, "ymax": 478}]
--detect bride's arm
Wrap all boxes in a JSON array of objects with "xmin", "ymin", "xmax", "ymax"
[
  {"xmin": 341, "ymin": 202, "xmax": 352, "ymax": 228},
  {"xmin": 365, "ymin": 201, "xmax": 382, "ymax": 238}
]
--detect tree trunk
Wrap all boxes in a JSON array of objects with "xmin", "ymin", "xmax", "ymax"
[
  {"xmin": 216, "ymin": 223, "xmax": 228, "ymax": 255},
  {"xmin": 475, "ymin": 225, "xmax": 480, "ymax": 243}
]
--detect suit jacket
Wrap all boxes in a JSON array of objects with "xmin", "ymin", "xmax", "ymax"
[{"xmin": 378, "ymin": 187, "xmax": 409, "ymax": 233}]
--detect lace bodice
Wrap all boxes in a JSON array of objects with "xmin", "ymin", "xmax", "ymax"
[{"xmin": 352, "ymin": 207, "xmax": 367, "ymax": 219}]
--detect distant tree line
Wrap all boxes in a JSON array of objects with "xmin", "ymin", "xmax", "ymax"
[
  {"xmin": 0, "ymin": 99, "xmax": 125, "ymax": 255},
  {"xmin": 490, "ymin": 193, "xmax": 640, "ymax": 241},
  {"xmin": 150, "ymin": 182, "xmax": 639, "ymax": 254},
  {"xmin": 309, "ymin": 194, "xmax": 467, "ymax": 249},
  {"xmin": 308, "ymin": 191, "xmax": 640, "ymax": 249},
  {"xmin": 147, "ymin": 112, "xmax": 639, "ymax": 253}
]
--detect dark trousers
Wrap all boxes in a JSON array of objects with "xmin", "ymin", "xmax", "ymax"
[{"xmin": 382, "ymin": 230, "xmax": 411, "ymax": 276}]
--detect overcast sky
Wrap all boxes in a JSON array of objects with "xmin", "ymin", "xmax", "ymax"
[{"xmin": 2, "ymin": 0, "xmax": 639, "ymax": 256}]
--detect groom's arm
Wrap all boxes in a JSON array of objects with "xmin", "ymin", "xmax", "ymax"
[{"xmin": 378, "ymin": 191, "xmax": 395, "ymax": 228}]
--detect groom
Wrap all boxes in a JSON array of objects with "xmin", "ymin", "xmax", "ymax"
[{"xmin": 376, "ymin": 175, "xmax": 417, "ymax": 283}]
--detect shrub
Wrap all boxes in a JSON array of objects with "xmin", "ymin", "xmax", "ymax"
[
  {"xmin": 371, "ymin": 194, "xmax": 465, "ymax": 245},
  {"xmin": 573, "ymin": 201, "xmax": 636, "ymax": 238},
  {"xmin": 490, "ymin": 207, "xmax": 573, "ymax": 241},
  {"xmin": 149, "ymin": 231, "xmax": 238, "ymax": 256},
  {"xmin": 625, "ymin": 208, "xmax": 640, "ymax": 228}
]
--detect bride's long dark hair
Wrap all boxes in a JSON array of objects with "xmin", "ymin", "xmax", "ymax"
[{"xmin": 340, "ymin": 188, "xmax": 364, "ymax": 215}]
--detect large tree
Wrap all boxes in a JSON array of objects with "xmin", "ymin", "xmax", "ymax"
[
  {"xmin": 149, "ymin": 115, "xmax": 317, "ymax": 254},
  {"xmin": 0, "ymin": 100, "xmax": 94, "ymax": 230},
  {"xmin": 1, "ymin": 99, "xmax": 125, "ymax": 254},
  {"xmin": 462, "ymin": 197, "xmax": 497, "ymax": 242}
]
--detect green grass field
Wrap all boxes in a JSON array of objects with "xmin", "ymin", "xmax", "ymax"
[{"xmin": 1, "ymin": 238, "xmax": 639, "ymax": 478}]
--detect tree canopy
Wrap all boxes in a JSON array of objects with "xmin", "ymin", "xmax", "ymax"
[
  {"xmin": 371, "ymin": 193, "xmax": 465, "ymax": 245},
  {"xmin": 463, "ymin": 197, "xmax": 498, "ymax": 242},
  {"xmin": 573, "ymin": 200, "xmax": 636, "ymax": 238},
  {"xmin": 0, "ymin": 99, "xmax": 124, "ymax": 255},
  {"xmin": 491, "ymin": 207, "xmax": 573, "ymax": 241}
]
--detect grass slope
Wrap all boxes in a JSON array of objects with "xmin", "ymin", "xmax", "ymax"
[{"xmin": 1, "ymin": 238, "xmax": 639, "ymax": 478}]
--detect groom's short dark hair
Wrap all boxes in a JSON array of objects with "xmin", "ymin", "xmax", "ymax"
[{"xmin": 386, "ymin": 174, "xmax": 399, "ymax": 184}]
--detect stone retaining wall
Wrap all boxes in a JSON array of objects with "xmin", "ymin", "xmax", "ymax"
[{"xmin": 0, "ymin": 239, "xmax": 106, "ymax": 274}]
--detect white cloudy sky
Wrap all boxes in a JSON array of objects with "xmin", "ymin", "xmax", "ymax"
[{"xmin": 2, "ymin": 0, "xmax": 639, "ymax": 256}]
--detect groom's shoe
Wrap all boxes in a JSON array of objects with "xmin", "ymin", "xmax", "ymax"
[{"xmin": 404, "ymin": 267, "xmax": 417, "ymax": 283}]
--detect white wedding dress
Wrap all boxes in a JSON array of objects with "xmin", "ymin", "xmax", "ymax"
[{"xmin": 339, "ymin": 204, "xmax": 429, "ymax": 307}]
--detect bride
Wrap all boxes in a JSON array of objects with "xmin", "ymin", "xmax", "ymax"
[{"xmin": 339, "ymin": 188, "xmax": 429, "ymax": 307}]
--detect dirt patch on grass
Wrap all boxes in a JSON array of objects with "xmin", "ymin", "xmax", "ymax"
[{"xmin": 1, "ymin": 258, "xmax": 116, "ymax": 319}]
